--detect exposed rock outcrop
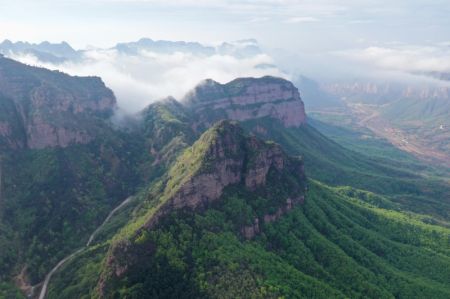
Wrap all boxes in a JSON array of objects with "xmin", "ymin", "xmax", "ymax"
[
  {"xmin": 138, "ymin": 76, "xmax": 307, "ymax": 171},
  {"xmin": 241, "ymin": 196, "xmax": 305, "ymax": 239},
  {"xmin": 323, "ymin": 81, "xmax": 450, "ymax": 103},
  {"xmin": 242, "ymin": 218, "xmax": 261, "ymax": 239},
  {"xmin": 98, "ymin": 121, "xmax": 306, "ymax": 296},
  {"xmin": 0, "ymin": 56, "xmax": 116, "ymax": 149},
  {"xmin": 143, "ymin": 120, "xmax": 304, "ymax": 229},
  {"xmin": 183, "ymin": 76, "xmax": 307, "ymax": 128}
]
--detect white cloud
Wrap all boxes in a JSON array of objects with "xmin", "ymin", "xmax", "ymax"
[
  {"xmin": 96, "ymin": 0, "xmax": 348, "ymax": 17},
  {"xmin": 9, "ymin": 48, "xmax": 287, "ymax": 114},
  {"xmin": 337, "ymin": 45, "xmax": 450, "ymax": 73},
  {"xmin": 284, "ymin": 16, "xmax": 320, "ymax": 23}
]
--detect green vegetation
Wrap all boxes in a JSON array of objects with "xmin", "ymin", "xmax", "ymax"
[
  {"xmin": 381, "ymin": 97, "xmax": 450, "ymax": 155},
  {"xmin": 47, "ymin": 117, "xmax": 450, "ymax": 298},
  {"xmin": 308, "ymin": 116, "xmax": 423, "ymax": 164},
  {"xmin": 0, "ymin": 282, "xmax": 25, "ymax": 299},
  {"xmin": 2, "ymin": 68, "xmax": 450, "ymax": 298},
  {"xmin": 0, "ymin": 130, "xmax": 146, "ymax": 284},
  {"xmin": 89, "ymin": 181, "xmax": 450, "ymax": 299},
  {"xmin": 46, "ymin": 245, "xmax": 108, "ymax": 299},
  {"xmin": 242, "ymin": 117, "xmax": 450, "ymax": 220}
]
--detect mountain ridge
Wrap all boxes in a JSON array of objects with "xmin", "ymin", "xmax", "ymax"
[
  {"xmin": 0, "ymin": 56, "xmax": 116, "ymax": 149},
  {"xmin": 182, "ymin": 76, "xmax": 307, "ymax": 128},
  {"xmin": 1, "ymin": 57, "xmax": 450, "ymax": 299},
  {"xmin": 97, "ymin": 120, "xmax": 307, "ymax": 297}
]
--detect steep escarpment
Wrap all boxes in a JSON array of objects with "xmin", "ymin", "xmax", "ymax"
[
  {"xmin": 137, "ymin": 75, "xmax": 308, "ymax": 177},
  {"xmin": 88, "ymin": 118, "xmax": 450, "ymax": 299},
  {"xmin": 144, "ymin": 121, "xmax": 305, "ymax": 227},
  {"xmin": 0, "ymin": 58, "xmax": 144, "ymax": 292},
  {"xmin": 17, "ymin": 69, "xmax": 450, "ymax": 299},
  {"xmin": 0, "ymin": 55, "xmax": 116, "ymax": 149},
  {"xmin": 323, "ymin": 81, "xmax": 450, "ymax": 104},
  {"xmin": 182, "ymin": 76, "xmax": 307, "ymax": 128},
  {"xmin": 97, "ymin": 121, "xmax": 306, "ymax": 297},
  {"xmin": 139, "ymin": 97, "xmax": 196, "ymax": 177}
]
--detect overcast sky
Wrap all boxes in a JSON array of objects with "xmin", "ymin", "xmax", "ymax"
[
  {"xmin": 1, "ymin": 0, "xmax": 449, "ymax": 50},
  {"xmin": 2, "ymin": 0, "xmax": 450, "ymax": 104}
]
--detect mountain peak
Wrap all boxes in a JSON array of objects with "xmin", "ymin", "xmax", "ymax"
[
  {"xmin": 142, "ymin": 118, "xmax": 305, "ymax": 228},
  {"xmin": 0, "ymin": 40, "xmax": 80, "ymax": 64},
  {"xmin": 183, "ymin": 76, "xmax": 307, "ymax": 128},
  {"xmin": 98, "ymin": 120, "xmax": 306, "ymax": 295}
]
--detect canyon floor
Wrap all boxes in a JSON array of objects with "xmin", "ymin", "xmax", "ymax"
[{"xmin": 311, "ymin": 103, "xmax": 450, "ymax": 168}]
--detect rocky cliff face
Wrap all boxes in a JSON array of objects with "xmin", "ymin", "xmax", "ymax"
[
  {"xmin": 182, "ymin": 76, "xmax": 307, "ymax": 128},
  {"xmin": 241, "ymin": 195, "xmax": 305, "ymax": 239},
  {"xmin": 0, "ymin": 56, "xmax": 116, "ymax": 149},
  {"xmin": 143, "ymin": 121, "xmax": 304, "ymax": 228},
  {"xmin": 323, "ymin": 81, "xmax": 450, "ymax": 104},
  {"xmin": 98, "ymin": 121, "xmax": 306, "ymax": 296},
  {"xmin": 137, "ymin": 76, "xmax": 308, "ymax": 179}
]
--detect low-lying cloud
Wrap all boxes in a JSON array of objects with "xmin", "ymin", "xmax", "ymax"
[
  {"xmin": 8, "ymin": 38, "xmax": 450, "ymax": 117},
  {"xmin": 10, "ymin": 48, "xmax": 287, "ymax": 113},
  {"xmin": 337, "ymin": 44, "xmax": 450, "ymax": 74}
]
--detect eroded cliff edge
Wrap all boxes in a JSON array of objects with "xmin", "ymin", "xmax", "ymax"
[
  {"xmin": 182, "ymin": 76, "xmax": 307, "ymax": 128},
  {"xmin": 97, "ymin": 121, "xmax": 307, "ymax": 297},
  {"xmin": 0, "ymin": 56, "xmax": 116, "ymax": 149}
]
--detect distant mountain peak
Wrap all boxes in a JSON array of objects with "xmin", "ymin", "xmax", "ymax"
[{"xmin": 0, "ymin": 39, "xmax": 80, "ymax": 63}]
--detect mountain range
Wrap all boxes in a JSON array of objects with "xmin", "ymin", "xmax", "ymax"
[
  {"xmin": 0, "ymin": 41, "xmax": 81, "ymax": 64},
  {"xmin": 0, "ymin": 54, "xmax": 450, "ymax": 299},
  {"xmin": 0, "ymin": 39, "xmax": 264, "ymax": 64},
  {"xmin": 6, "ymin": 38, "xmax": 447, "ymax": 168}
]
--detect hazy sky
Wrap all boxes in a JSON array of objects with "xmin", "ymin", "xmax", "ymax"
[
  {"xmin": 1, "ymin": 0, "xmax": 449, "ymax": 51},
  {"xmin": 2, "ymin": 0, "xmax": 450, "ymax": 112}
]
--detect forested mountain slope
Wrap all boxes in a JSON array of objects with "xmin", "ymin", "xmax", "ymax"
[{"xmin": 1, "ymin": 58, "xmax": 450, "ymax": 299}]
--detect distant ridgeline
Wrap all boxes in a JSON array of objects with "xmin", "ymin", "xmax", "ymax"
[{"xmin": 0, "ymin": 38, "xmax": 264, "ymax": 64}]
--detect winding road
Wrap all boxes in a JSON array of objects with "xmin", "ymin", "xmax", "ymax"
[{"xmin": 37, "ymin": 196, "xmax": 134, "ymax": 299}]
